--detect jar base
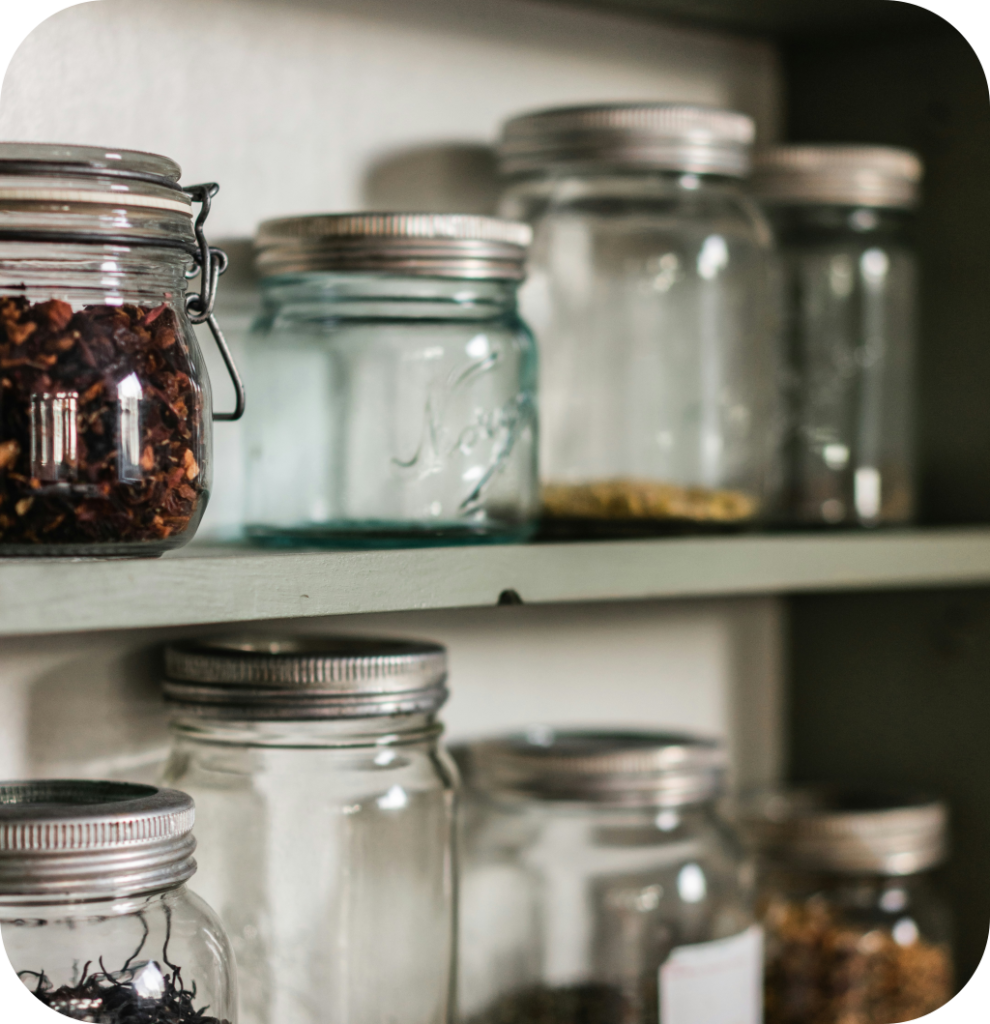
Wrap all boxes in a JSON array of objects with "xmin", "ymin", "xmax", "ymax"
[
  {"xmin": 536, "ymin": 515, "xmax": 758, "ymax": 541},
  {"xmin": 245, "ymin": 519, "xmax": 537, "ymax": 549}
]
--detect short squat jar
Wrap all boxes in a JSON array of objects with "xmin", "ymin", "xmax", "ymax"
[
  {"xmin": 161, "ymin": 635, "xmax": 458, "ymax": 1024},
  {"xmin": 456, "ymin": 730, "xmax": 762, "ymax": 1024},
  {"xmin": 740, "ymin": 789, "xmax": 953, "ymax": 1024},
  {"xmin": 498, "ymin": 104, "xmax": 779, "ymax": 533},
  {"xmin": 245, "ymin": 214, "xmax": 538, "ymax": 547},
  {"xmin": 752, "ymin": 146, "xmax": 922, "ymax": 526},
  {"xmin": 0, "ymin": 143, "xmax": 244, "ymax": 555},
  {"xmin": 0, "ymin": 780, "xmax": 235, "ymax": 1023}
]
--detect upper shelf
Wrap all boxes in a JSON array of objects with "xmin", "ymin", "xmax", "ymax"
[{"xmin": 2, "ymin": 527, "xmax": 990, "ymax": 637}]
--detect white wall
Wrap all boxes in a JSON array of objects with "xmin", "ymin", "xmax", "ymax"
[
  {"xmin": 0, "ymin": 0, "xmax": 781, "ymax": 234},
  {"xmin": 0, "ymin": 0, "xmax": 786, "ymax": 794}
]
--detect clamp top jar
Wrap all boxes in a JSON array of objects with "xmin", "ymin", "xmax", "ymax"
[
  {"xmin": 456, "ymin": 730, "xmax": 762, "ymax": 1024},
  {"xmin": 498, "ymin": 104, "xmax": 779, "ymax": 535},
  {"xmin": 0, "ymin": 779, "xmax": 236, "ymax": 1023},
  {"xmin": 0, "ymin": 143, "xmax": 243, "ymax": 556},
  {"xmin": 752, "ymin": 145, "xmax": 922, "ymax": 527},
  {"xmin": 741, "ymin": 788, "xmax": 952, "ymax": 1024},
  {"xmin": 245, "ymin": 213, "xmax": 539, "ymax": 548}
]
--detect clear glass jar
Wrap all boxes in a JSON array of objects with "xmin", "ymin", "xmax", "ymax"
[
  {"xmin": 753, "ymin": 146, "xmax": 922, "ymax": 526},
  {"xmin": 161, "ymin": 636, "xmax": 458, "ymax": 1024},
  {"xmin": 740, "ymin": 789, "xmax": 953, "ymax": 1023},
  {"xmin": 0, "ymin": 143, "xmax": 244, "ymax": 555},
  {"xmin": 244, "ymin": 214, "xmax": 538, "ymax": 547},
  {"xmin": 456, "ymin": 730, "xmax": 762, "ymax": 1024},
  {"xmin": 0, "ymin": 780, "xmax": 235, "ymax": 1023},
  {"xmin": 498, "ymin": 104, "xmax": 779, "ymax": 535}
]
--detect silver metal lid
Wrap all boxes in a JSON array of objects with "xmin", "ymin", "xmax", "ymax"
[
  {"xmin": 0, "ymin": 781, "xmax": 196, "ymax": 898},
  {"xmin": 164, "ymin": 635, "xmax": 449, "ymax": 720},
  {"xmin": 739, "ymin": 788, "xmax": 948, "ymax": 876},
  {"xmin": 0, "ymin": 142, "xmax": 191, "ymax": 214},
  {"xmin": 499, "ymin": 103, "xmax": 756, "ymax": 178},
  {"xmin": 255, "ymin": 213, "xmax": 532, "ymax": 280},
  {"xmin": 752, "ymin": 145, "xmax": 923, "ymax": 209},
  {"xmin": 460, "ymin": 729, "xmax": 727, "ymax": 807}
]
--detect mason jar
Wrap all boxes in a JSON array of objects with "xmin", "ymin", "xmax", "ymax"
[
  {"xmin": 245, "ymin": 214, "xmax": 538, "ymax": 547},
  {"xmin": 752, "ymin": 146, "xmax": 922, "ymax": 526},
  {"xmin": 456, "ymin": 730, "xmax": 762, "ymax": 1024},
  {"xmin": 0, "ymin": 780, "xmax": 235, "ymax": 1022},
  {"xmin": 161, "ymin": 635, "xmax": 458, "ymax": 1024},
  {"xmin": 0, "ymin": 143, "xmax": 244, "ymax": 555},
  {"xmin": 740, "ymin": 789, "xmax": 953, "ymax": 1024},
  {"xmin": 498, "ymin": 104, "xmax": 779, "ymax": 535}
]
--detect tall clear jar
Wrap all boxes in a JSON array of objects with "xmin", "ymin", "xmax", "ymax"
[
  {"xmin": 456, "ymin": 730, "xmax": 762, "ymax": 1024},
  {"xmin": 0, "ymin": 780, "xmax": 235, "ymax": 1023},
  {"xmin": 752, "ymin": 146, "xmax": 922, "ymax": 526},
  {"xmin": 498, "ymin": 104, "xmax": 779, "ymax": 534},
  {"xmin": 245, "ymin": 214, "xmax": 538, "ymax": 547},
  {"xmin": 740, "ymin": 789, "xmax": 953, "ymax": 1024},
  {"xmin": 0, "ymin": 143, "xmax": 244, "ymax": 555},
  {"xmin": 161, "ymin": 635, "xmax": 458, "ymax": 1024}
]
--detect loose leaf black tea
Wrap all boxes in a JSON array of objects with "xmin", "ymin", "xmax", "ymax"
[
  {"xmin": 19, "ymin": 911, "xmax": 230, "ymax": 1024},
  {"xmin": 23, "ymin": 961, "xmax": 230, "ymax": 1024},
  {"xmin": 0, "ymin": 296, "xmax": 205, "ymax": 548}
]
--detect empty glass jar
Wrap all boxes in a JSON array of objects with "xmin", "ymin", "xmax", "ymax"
[
  {"xmin": 0, "ymin": 143, "xmax": 244, "ymax": 555},
  {"xmin": 752, "ymin": 145, "xmax": 922, "ymax": 526},
  {"xmin": 498, "ymin": 104, "xmax": 779, "ymax": 534},
  {"xmin": 161, "ymin": 635, "xmax": 458, "ymax": 1024},
  {"xmin": 456, "ymin": 730, "xmax": 762, "ymax": 1024},
  {"xmin": 0, "ymin": 779, "xmax": 235, "ymax": 1023},
  {"xmin": 740, "ymin": 789, "xmax": 952, "ymax": 1024},
  {"xmin": 245, "ymin": 214, "xmax": 538, "ymax": 547}
]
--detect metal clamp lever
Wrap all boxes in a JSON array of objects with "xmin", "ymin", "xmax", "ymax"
[{"xmin": 183, "ymin": 182, "xmax": 246, "ymax": 422}]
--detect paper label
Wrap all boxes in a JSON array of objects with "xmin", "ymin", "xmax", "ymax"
[{"xmin": 659, "ymin": 924, "xmax": 763, "ymax": 1024}]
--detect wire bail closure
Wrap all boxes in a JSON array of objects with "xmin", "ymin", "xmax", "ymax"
[{"xmin": 183, "ymin": 183, "xmax": 246, "ymax": 422}]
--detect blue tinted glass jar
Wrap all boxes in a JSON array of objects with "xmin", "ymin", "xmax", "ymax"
[
  {"xmin": 753, "ymin": 146, "xmax": 922, "ymax": 526},
  {"xmin": 244, "ymin": 214, "xmax": 538, "ymax": 547}
]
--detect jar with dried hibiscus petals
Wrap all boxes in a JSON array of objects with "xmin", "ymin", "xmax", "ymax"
[{"xmin": 0, "ymin": 143, "xmax": 244, "ymax": 555}]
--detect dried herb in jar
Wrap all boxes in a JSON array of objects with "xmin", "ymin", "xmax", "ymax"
[
  {"xmin": 541, "ymin": 479, "xmax": 758, "ymax": 528},
  {"xmin": 763, "ymin": 894, "xmax": 952, "ymax": 1024},
  {"xmin": 0, "ymin": 296, "xmax": 204, "ymax": 549}
]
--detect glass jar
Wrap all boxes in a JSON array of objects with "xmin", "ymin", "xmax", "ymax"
[
  {"xmin": 752, "ymin": 146, "xmax": 922, "ymax": 526},
  {"xmin": 456, "ymin": 730, "xmax": 762, "ymax": 1024},
  {"xmin": 0, "ymin": 143, "xmax": 244, "ymax": 555},
  {"xmin": 245, "ymin": 214, "xmax": 538, "ymax": 547},
  {"xmin": 498, "ymin": 104, "xmax": 779, "ymax": 535},
  {"xmin": 161, "ymin": 635, "xmax": 458, "ymax": 1024},
  {"xmin": 740, "ymin": 789, "xmax": 953, "ymax": 1023},
  {"xmin": 0, "ymin": 780, "xmax": 235, "ymax": 1023}
]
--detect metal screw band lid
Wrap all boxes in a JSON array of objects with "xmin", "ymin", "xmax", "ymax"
[
  {"xmin": 738, "ymin": 788, "xmax": 948, "ymax": 876},
  {"xmin": 255, "ymin": 213, "xmax": 532, "ymax": 280},
  {"xmin": 459, "ymin": 729, "xmax": 727, "ymax": 807},
  {"xmin": 499, "ymin": 103, "xmax": 756, "ymax": 178},
  {"xmin": 752, "ymin": 145, "xmax": 923, "ymax": 209},
  {"xmin": 164, "ymin": 635, "xmax": 449, "ymax": 720},
  {"xmin": 0, "ymin": 781, "xmax": 196, "ymax": 898}
]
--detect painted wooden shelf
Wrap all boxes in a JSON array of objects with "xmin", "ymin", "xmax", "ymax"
[{"xmin": 0, "ymin": 527, "xmax": 990, "ymax": 636}]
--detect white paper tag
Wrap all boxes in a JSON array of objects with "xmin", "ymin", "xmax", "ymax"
[{"xmin": 659, "ymin": 924, "xmax": 763, "ymax": 1024}]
